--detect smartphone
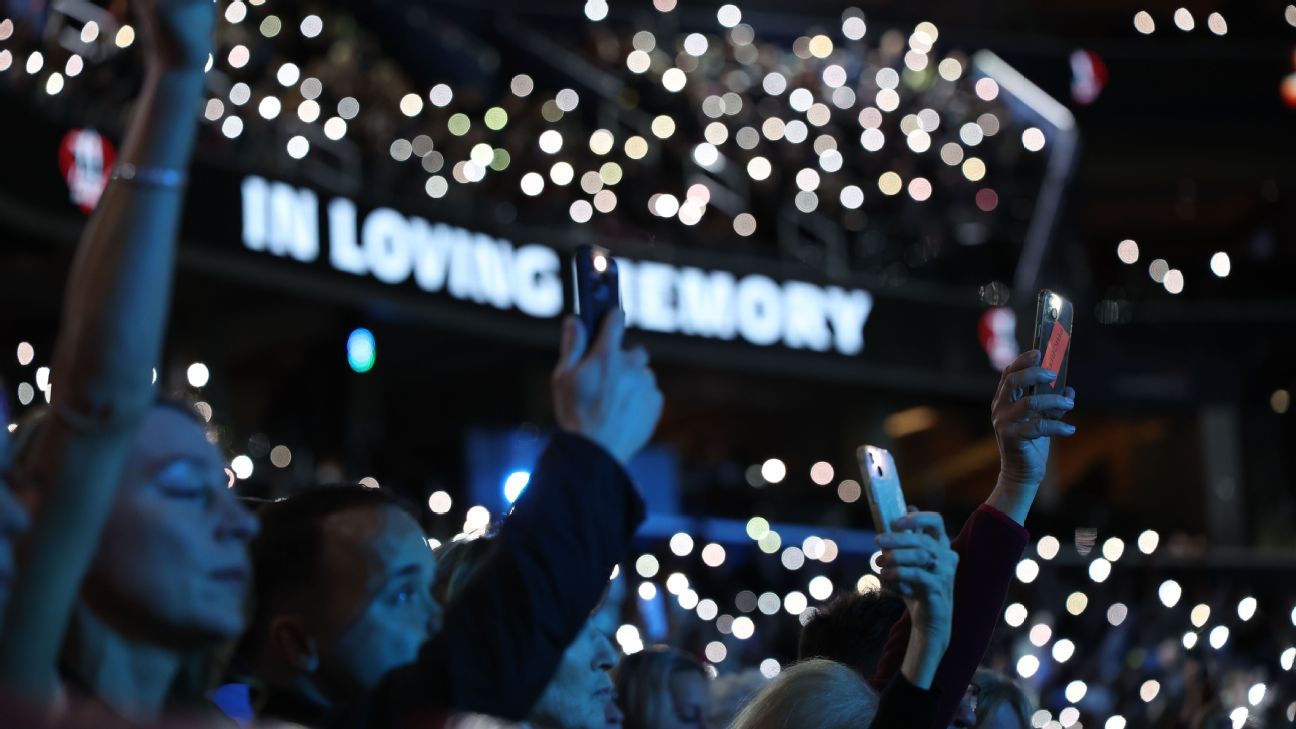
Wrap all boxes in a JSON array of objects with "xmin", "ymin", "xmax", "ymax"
[
  {"xmin": 571, "ymin": 244, "xmax": 620, "ymax": 339},
  {"xmin": 1030, "ymin": 289, "xmax": 1074, "ymax": 413},
  {"xmin": 858, "ymin": 445, "xmax": 908, "ymax": 534}
]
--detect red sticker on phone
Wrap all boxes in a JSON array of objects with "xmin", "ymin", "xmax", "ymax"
[{"xmin": 1041, "ymin": 321, "xmax": 1070, "ymax": 389}]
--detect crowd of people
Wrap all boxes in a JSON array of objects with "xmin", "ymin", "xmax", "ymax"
[
  {"xmin": 3, "ymin": 0, "xmax": 1040, "ymax": 284},
  {"xmin": 0, "ymin": 1, "xmax": 1284, "ymax": 729}
]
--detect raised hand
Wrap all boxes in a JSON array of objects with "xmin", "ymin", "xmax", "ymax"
[
  {"xmin": 992, "ymin": 350, "xmax": 1076, "ymax": 491},
  {"xmin": 878, "ymin": 511, "xmax": 957, "ymax": 643},
  {"xmin": 134, "ymin": 0, "xmax": 217, "ymax": 70},
  {"xmin": 877, "ymin": 509, "xmax": 958, "ymax": 689},
  {"xmin": 551, "ymin": 312, "xmax": 663, "ymax": 466},
  {"xmin": 0, "ymin": 0, "xmax": 210, "ymax": 697}
]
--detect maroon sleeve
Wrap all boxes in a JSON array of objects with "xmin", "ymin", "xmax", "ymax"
[{"xmin": 868, "ymin": 505, "xmax": 1030, "ymax": 728}]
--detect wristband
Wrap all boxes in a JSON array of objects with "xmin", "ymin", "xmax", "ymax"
[{"xmin": 112, "ymin": 163, "xmax": 187, "ymax": 188}]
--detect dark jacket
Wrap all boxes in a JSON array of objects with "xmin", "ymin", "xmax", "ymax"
[{"xmin": 262, "ymin": 432, "xmax": 644, "ymax": 729}]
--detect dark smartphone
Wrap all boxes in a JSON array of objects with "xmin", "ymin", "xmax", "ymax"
[
  {"xmin": 571, "ymin": 244, "xmax": 620, "ymax": 340},
  {"xmin": 1030, "ymin": 289, "xmax": 1074, "ymax": 414}
]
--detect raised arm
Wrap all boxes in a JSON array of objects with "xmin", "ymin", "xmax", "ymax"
[
  {"xmin": 879, "ymin": 512, "xmax": 957, "ymax": 690},
  {"xmin": 0, "ymin": 0, "xmax": 213, "ymax": 697},
  {"xmin": 870, "ymin": 349, "xmax": 1077, "ymax": 727},
  {"xmin": 986, "ymin": 349, "xmax": 1076, "ymax": 525},
  {"xmin": 371, "ymin": 312, "xmax": 663, "ymax": 724}
]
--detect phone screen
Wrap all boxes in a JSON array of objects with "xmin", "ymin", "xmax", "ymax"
[
  {"xmin": 858, "ymin": 445, "xmax": 908, "ymax": 534},
  {"xmin": 1031, "ymin": 290, "xmax": 1074, "ymax": 401},
  {"xmin": 571, "ymin": 244, "xmax": 620, "ymax": 339}
]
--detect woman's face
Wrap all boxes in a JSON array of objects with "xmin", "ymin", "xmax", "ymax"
[
  {"xmin": 663, "ymin": 671, "xmax": 710, "ymax": 729},
  {"xmin": 84, "ymin": 406, "xmax": 258, "ymax": 646}
]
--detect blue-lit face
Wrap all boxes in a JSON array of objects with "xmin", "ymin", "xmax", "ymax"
[
  {"xmin": 84, "ymin": 406, "xmax": 259, "ymax": 645},
  {"xmin": 529, "ymin": 620, "xmax": 619, "ymax": 729},
  {"xmin": 308, "ymin": 504, "xmax": 441, "ymax": 702}
]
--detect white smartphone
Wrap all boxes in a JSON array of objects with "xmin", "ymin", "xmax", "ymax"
[{"xmin": 857, "ymin": 445, "xmax": 908, "ymax": 534}]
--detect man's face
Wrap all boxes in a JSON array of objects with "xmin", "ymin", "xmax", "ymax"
[
  {"xmin": 529, "ymin": 620, "xmax": 618, "ymax": 729},
  {"xmin": 309, "ymin": 504, "xmax": 441, "ymax": 703}
]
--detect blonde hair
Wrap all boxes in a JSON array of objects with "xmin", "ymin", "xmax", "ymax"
[
  {"xmin": 613, "ymin": 645, "xmax": 707, "ymax": 729},
  {"xmin": 727, "ymin": 659, "xmax": 877, "ymax": 729}
]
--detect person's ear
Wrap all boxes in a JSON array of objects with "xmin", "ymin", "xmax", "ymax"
[{"xmin": 269, "ymin": 614, "xmax": 321, "ymax": 673}]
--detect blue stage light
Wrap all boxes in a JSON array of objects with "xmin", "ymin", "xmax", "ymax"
[
  {"xmin": 347, "ymin": 328, "xmax": 375, "ymax": 373},
  {"xmin": 503, "ymin": 470, "xmax": 531, "ymax": 504}
]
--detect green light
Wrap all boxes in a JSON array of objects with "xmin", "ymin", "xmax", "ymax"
[
  {"xmin": 347, "ymin": 328, "xmax": 376, "ymax": 373},
  {"xmin": 447, "ymin": 113, "xmax": 471, "ymax": 136},
  {"xmin": 599, "ymin": 161, "xmax": 623, "ymax": 185},
  {"xmin": 259, "ymin": 16, "xmax": 282, "ymax": 37},
  {"xmin": 484, "ymin": 106, "xmax": 508, "ymax": 130},
  {"xmin": 757, "ymin": 532, "xmax": 782, "ymax": 554}
]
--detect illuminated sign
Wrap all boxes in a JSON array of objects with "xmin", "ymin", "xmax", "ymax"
[{"xmin": 240, "ymin": 176, "xmax": 874, "ymax": 355}]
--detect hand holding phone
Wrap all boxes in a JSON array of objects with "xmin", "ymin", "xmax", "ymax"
[
  {"xmin": 554, "ymin": 252, "xmax": 661, "ymax": 465},
  {"xmin": 551, "ymin": 313, "xmax": 663, "ymax": 466},
  {"xmin": 571, "ymin": 244, "xmax": 621, "ymax": 342},
  {"xmin": 875, "ymin": 510, "xmax": 957, "ymax": 689},
  {"xmin": 858, "ymin": 445, "xmax": 908, "ymax": 534},
  {"xmin": 990, "ymin": 295, "xmax": 1078, "ymax": 500}
]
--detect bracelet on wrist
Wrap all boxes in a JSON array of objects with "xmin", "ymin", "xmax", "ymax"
[{"xmin": 112, "ymin": 164, "xmax": 187, "ymax": 189}]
